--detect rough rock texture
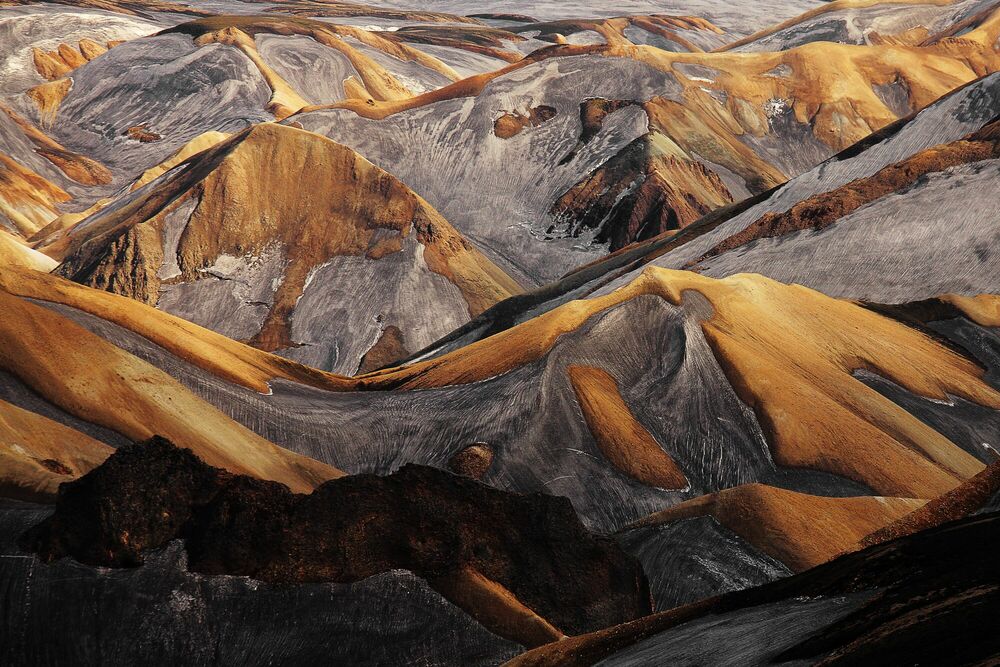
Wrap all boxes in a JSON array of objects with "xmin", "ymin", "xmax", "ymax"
[{"xmin": 23, "ymin": 438, "xmax": 651, "ymax": 641}]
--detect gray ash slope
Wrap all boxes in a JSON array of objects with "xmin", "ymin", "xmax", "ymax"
[{"xmin": 413, "ymin": 71, "xmax": 1000, "ymax": 362}]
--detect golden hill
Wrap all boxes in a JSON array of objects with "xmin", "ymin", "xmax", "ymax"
[
  {"xmin": 358, "ymin": 268, "xmax": 998, "ymax": 498},
  {"xmin": 0, "ymin": 398, "xmax": 112, "ymax": 503},
  {"xmin": 0, "ymin": 228, "xmax": 57, "ymax": 272},
  {"xmin": 49, "ymin": 123, "xmax": 520, "ymax": 361},
  {"xmin": 0, "ymin": 273, "xmax": 343, "ymax": 495}
]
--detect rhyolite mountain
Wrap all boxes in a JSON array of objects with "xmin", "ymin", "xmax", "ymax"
[{"xmin": 1, "ymin": 1, "xmax": 999, "ymax": 666}]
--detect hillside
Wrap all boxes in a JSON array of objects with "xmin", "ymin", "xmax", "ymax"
[
  {"xmin": 0, "ymin": 1, "xmax": 998, "ymax": 665},
  {"xmin": 51, "ymin": 123, "xmax": 521, "ymax": 373}
]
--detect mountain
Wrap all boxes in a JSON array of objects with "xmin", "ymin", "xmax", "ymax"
[
  {"xmin": 417, "ymin": 68, "xmax": 1000, "ymax": 359},
  {"xmin": 292, "ymin": 3, "xmax": 1000, "ymax": 283},
  {"xmin": 1, "ymin": 1, "xmax": 999, "ymax": 665},
  {"xmin": 46, "ymin": 122, "xmax": 520, "ymax": 373}
]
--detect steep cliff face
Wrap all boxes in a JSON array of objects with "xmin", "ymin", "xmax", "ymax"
[{"xmin": 55, "ymin": 123, "xmax": 521, "ymax": 373}]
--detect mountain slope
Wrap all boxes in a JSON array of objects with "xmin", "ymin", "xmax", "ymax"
[
  {"xmin": 0, "ymin": 268, "xmax": 344, "ymax": 495},
  {"xmin": 294, "ymin": 5, "xmax": 1000, "ymax": 283},
  {"xmin": 414, "ymin": 69, "xmax": 1000, "ymax": 360},
  {"xmin": 6, "ymin": 256, "xmax": 1000, "ymax": 613},
  {"xmin": 52, "ymin": 123, "xmax": 522, "ymax": 373}
]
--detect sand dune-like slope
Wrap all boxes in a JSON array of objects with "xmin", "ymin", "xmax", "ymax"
[
  {"xmin": 626, "ymin": 484, "xmax": 925, "ymax": 571},
  {"xmin": 53, "ymin": 123, "xmax": 520, "ymax": 373},
  {"xmin": 0, "ymin": 398, "xmax": 112, "ymax": 502},
  {"xmin": 5, "ymin": 221, "xmax": 1000, "ymax": 625},
  {"xmin": 2, "ymin": 258, "xmax": 997, "ymax": 662},
  {"xmin": 0, "ymin": 278, "xmax": 343, "ymax": 493},
  {"xmin": 0, "ymin": 264, "xmax": 348, "ymax": 394},
  {"xmin": 0, "ymin": 228, "xmax": 56, "ymax": 271},
  {"xmin": 0, "ymin": 151, "xmax": 70, "ymax": 236}
]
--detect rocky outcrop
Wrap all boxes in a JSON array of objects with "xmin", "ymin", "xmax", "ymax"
[
  {"xmin": 550, "ymin": 130, "xmax": 735, "ymax": 250},
  {"xmin": 23, "ymin": 437, "xmax": 651, "ymax": 644},
  {"xmin": 494, "ymin": 105, "xmax": 558, "ymax": 138}
]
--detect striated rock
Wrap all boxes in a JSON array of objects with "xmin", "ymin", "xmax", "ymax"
[{"xmin": 625, "ymin": 484, "xmax": 924, "ymax": 571}]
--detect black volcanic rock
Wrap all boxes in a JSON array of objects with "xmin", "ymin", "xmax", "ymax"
[
  {"xmin": 518, "ymin": 510, "xmax": 1000, "ymax": 666},
  {"xmin": 22, "ymin": 437, "xmax": 219, "ymax": 567},
  {"xmin": 22, "ymin": 437, "xmax": 651, "ymax": 637}
]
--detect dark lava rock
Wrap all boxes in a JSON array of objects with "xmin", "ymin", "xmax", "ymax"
[{"xmin": 22, "ymin": 437, "xmax": 650, "ymax": 636}]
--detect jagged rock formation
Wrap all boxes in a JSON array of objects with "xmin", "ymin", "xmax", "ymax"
[
  {"xmin": 22, "ymin": 437, "xmax": 650, "ymax": 646},
  {"xmin": 549, "ymin": 129, "xmax": 738, "ymax": 251}
]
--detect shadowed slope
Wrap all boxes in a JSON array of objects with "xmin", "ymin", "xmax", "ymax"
[
  {"xmin": 510, "ymin": 509, "xmax": 1000, "ymax": 667},
  {"xmin": 625, "ymin": 484, "xmax": 925, "ymax": 571}
]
